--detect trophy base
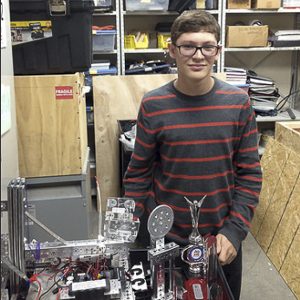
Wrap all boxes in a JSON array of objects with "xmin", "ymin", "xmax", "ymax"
[{"xmin": 188, "ymin": 266, "xmax": 206, "ymax": 275}]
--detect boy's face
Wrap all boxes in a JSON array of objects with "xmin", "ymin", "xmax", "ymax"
[{"xmin": 168, "ymin": 31, "xmax": 220, "ymax": 83}]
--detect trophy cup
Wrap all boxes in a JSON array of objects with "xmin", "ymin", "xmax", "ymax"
[{"xmin": 181, "ymin": 195, "xmax": 208, "ymax": 275}]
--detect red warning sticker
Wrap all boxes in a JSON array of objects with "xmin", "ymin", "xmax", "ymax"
[{"xmin": 55, "ymin": 86, "xmax": 73, "ymax": 100}]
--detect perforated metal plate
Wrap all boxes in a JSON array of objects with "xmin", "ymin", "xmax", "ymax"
[{"xmin": 147, "ymin": 205, "xmax": 174, "ymax": 239}]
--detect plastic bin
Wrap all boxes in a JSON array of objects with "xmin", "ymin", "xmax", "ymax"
[
  {"xmin": 9, "ymin": 0, "xmax": 94, "ymax": 75},
  {"xmin": 157, "ymin": 32, "xmax": 171, "ymax": 48},
  {"xmin": 93, "ymin": 30, "xmax": 117, "ymax": 51},
  {"xmin": 124, "ymin": 33, "xmax": 149, "ymax": 49},
  {"xmin": 125, "ymin": 0, "xmax": 169, "ymax": 11}
]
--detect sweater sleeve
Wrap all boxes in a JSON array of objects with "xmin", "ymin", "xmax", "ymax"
[
  {"xmin": 219, "ymin": 98, "xmax": 262, "ymax": 251},
  {"xmin": 123, "ymin": 100, "xmax": 157, "ymax": 218}
]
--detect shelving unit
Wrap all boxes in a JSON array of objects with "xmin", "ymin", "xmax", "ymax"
[
  {"xmin": 92, "ymin": 1, "xmax": 122, "ymax": 75},
  {"xmin": 91, "ymin": 1, "xmax": 299, "ymax": 94},
  {"xmin": 119, "ymin": 1, "xmax": 222, "ymax": 74},
  {"xmin": 120, "ymin": 9, "xmax": 174, "ymax": 74},
  {"xmin": 90, "ymin": 1, "xmax": 300, "ymax": 153},
  {"xmin": 220, "ymin": 5, "xmax": 300, "ymax": 102},
  {"xmin": 220, "ymin": 5, "xmax": 300, "ymax": 153}
]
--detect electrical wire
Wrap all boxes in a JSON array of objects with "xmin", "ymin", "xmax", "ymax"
[
  {"xmin": 29, "ymin": 275, "xmax": 42, "ymax": 300},
  {"xmin": 275, "ymin": 89, "xmax": 300, "ymax": 112},
  {"xmin": 95, "ymin": 175, "xmax": 103, "ymax": 237},
  {"xmin": 33, "ymin": 280, "xmax": 42, "ymax": 300},
  {"xmin": 38, "ymin": 276, "xmax": 62, "ymax": 300},
  {"xmin": 30, "ymin": 258, "xmax": 109, "ymax": 299},
  {"xmin": 56, "ymin": 288, "xmax": 61, "ymax": 300},
  {"xmin": 275, "ymin": 71, "xmax": 298, "ymax": 112}
]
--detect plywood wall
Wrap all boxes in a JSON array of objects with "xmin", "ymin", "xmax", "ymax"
[
  {"xmin": 252, "ymin": 136, "xmax": 300, "ymax": 299},
  {"xmin": 251, "ymin": 138, "xmax": 290, "ymax": 237},
  {"xmin": 256, "ymin": 150, "xmax": 300, "ymax": 251},
  {"xmin": 275, "ymin": 121, "xmax": 300, "ymax": 154},
  {"xmin": 15, "ymin": 73, "xmax": 87, "ymax": 177},
  {"xmin": 268, "ymin": 176, "xmax": 300, "ymax": 270},
  {"xmin": 280, "ymin": 225, "xmax": 300, "ymax": 298}
]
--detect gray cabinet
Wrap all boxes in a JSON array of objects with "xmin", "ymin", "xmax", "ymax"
[{"xmin": 25, "ymin": 152, "xmax": 98, "ymax": 242}]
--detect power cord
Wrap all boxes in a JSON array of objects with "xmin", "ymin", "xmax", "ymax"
[{"xmin": 275, "ymin": 89, "xmax": 300, "ymax": 112}]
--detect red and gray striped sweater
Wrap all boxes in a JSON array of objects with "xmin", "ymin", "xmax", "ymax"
[{"xmin": 123, "ymin": 77, "xmax": 262, "ymax": 251}]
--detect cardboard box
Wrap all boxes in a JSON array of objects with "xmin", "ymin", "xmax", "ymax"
[
  {"xmin": 14, "ymin": 73, "xmax": 88, "ymax": 177},
  {"xmin": 226, "ymin": 25, "xmax": 269, "ymax": 47},
  {"xmin": 228, "ymin": 0, "xmax": 251, "ymax": 8},
  {"xmin": 252, "ymin": 0, "xmax": 281, "ymax": 8},
  {"xmin": 196, "ymin": 0, "xmax": 205, "ymax": 8}
]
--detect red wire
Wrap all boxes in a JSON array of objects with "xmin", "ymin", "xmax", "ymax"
[
  {"xmin": 29, "ymin": 278, "xmax": 42, "ymax": 300},
  {"xmin": 56, "ymin": 288, "xmax": 61, "ymax": 300}
]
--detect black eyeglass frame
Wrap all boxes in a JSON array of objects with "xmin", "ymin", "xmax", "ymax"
[{"xmin": 174, "ymin": 44, "xmax": 221, "ymax": 57}]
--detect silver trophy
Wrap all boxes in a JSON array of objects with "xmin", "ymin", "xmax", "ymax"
[{"xmin": 181, "ymin": 195, "xmax": 208, "ymax": 275}]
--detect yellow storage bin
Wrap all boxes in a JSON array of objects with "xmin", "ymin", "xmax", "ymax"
[
  {"xmin": 124, "ymin": 33, "xmax": 149, "ymax": 49},
  {"xmin": 157, "ymin": 32, "xmax": 171, "ymax": 49}
]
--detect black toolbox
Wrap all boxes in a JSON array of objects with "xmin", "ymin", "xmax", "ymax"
[{"xmin": 10, "ymin": 0, "xmax": 94, "ymax": 75}]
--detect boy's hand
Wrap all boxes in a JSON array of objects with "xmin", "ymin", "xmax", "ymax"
[{"xmin": 216, "ymin": 233, "xmax": 237, "ymax": 266}]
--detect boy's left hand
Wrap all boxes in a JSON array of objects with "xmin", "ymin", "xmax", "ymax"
[{"xmin": 216, "ymin": 234, "xmax": 237, "ymax": 266}]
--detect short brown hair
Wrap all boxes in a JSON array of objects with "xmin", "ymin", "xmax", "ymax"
[{"xmin": 171, "ymin": 10, "xmax": 220, "ymax": 44}]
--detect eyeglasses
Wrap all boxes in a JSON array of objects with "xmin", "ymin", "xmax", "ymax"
[{"xmin": 175, "ymin": 44, "xmax": 220, "ymax": 57}]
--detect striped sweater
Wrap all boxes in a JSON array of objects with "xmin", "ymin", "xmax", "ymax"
[{"xmin": 123, "ymin": 77, "xmax": 262, "ymax": 251}]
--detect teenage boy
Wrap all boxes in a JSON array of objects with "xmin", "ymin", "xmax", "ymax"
[{"xmin": 123, "ymin": 10, "xmax": 262, "ymax": 299}]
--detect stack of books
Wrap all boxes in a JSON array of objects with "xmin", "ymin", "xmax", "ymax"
[
  {"xmin": 282, "ymin": 0, "xmax": 300, "ymax": 8},
  {"xmin": 247, "ymin": 71, "xmax": 280, "ymax": 116},
  {"xmin": 270, "ymin": 30, "xmax": 300, "ymax": 47},
  {"xmin": 225, "ymin": 67, "xmax": 248, "ymax": 87}
]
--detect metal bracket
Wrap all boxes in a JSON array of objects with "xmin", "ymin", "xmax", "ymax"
[{"xmin": 148, "ymin": 242, "xmax": 180, "ymax": 265}]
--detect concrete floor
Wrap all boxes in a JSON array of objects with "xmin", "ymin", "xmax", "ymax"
[{"xmin": 241, "ymin": 233, "xmax": 296, "ymax": 300}]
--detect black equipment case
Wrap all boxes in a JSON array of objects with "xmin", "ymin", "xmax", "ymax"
[{"xmin": 9, "ymin": 0, "xmax": 94, "ymax": 75}]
